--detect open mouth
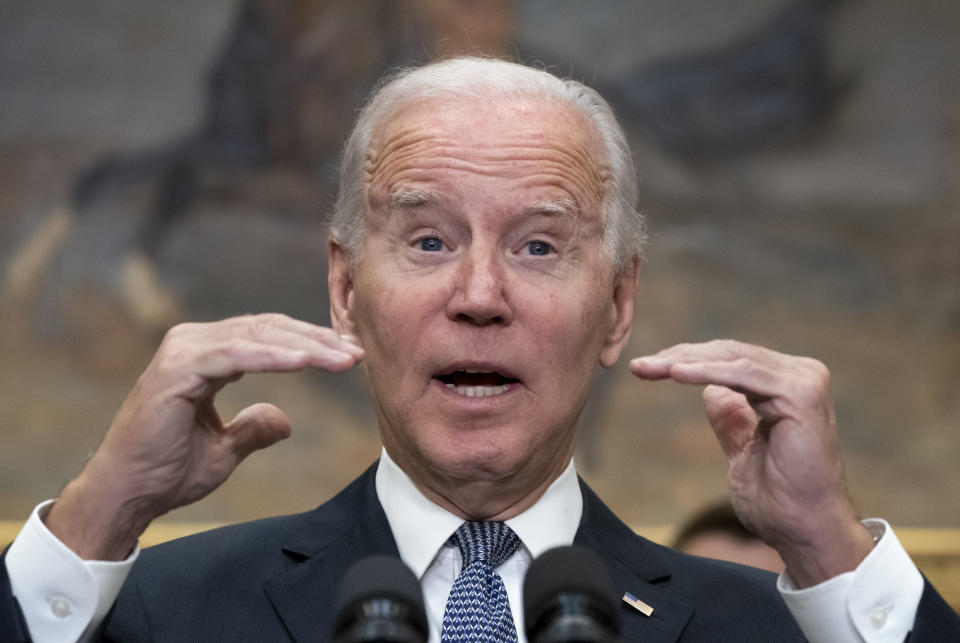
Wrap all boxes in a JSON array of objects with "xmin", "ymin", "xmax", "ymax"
[{"xmin": 434, "ymin": 368, "xmax": 520, "ymax": 398}]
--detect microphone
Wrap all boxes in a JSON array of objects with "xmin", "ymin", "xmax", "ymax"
[
  {"xmin": 332, "ymin": 555, "xmax": 428, "ymax": 643},
  {"xmin": 523, "ymin": 545, "xmax": 621, "ymax": 643}
]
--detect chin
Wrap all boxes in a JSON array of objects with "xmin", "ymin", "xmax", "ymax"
[{"xmin": 422, "ymin": 435, "xmax": 529, "ymax": 482}]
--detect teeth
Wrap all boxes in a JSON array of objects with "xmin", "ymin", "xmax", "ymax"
[
  {"xmin": 463, "ymin": 368, "xmax": 493, "ymax": 374},
  {"xmin": 444, "ymin": 383, "xmax": 509, "ymax": 397}
]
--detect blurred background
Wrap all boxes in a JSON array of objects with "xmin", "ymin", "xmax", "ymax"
[{"xmin": 1, "ymin": 0, "xmax": 958, "ymax": 547}]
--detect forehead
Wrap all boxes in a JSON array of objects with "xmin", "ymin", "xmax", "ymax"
[{"xmin": 364, "ymin": 93, "xmax": 609, "ymax": 211}]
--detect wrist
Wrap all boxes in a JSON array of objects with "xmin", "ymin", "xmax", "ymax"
[
  {"xmin": 777, "ymin": 517, "xmax": 876, "ymax": 588},
  {"xmin": 45, "ymin": 465, "xmax": 158, "ymax": 561}
]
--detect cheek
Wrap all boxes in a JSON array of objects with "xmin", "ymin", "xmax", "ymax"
[
  {"xmin": 355, "ymin": 272, "xmax": 437, "ymax": 365},
  {"xmin": 536, "ymin": 283, "xmax": 609, "ymax": 357}
]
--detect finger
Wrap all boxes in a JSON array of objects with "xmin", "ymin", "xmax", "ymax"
[
  {"xmin": 670, "ymin": 359, "xmax": 785, "ymax": 396},
  {"xmin": 702, "ymin": 385, "xmax": 758, "ymax": 458},
  {"xmin": 229, "ymin": 319, "xmax": 365, "ymax": 370},
  {"xmin": 255, "ymin": 315, "xmax": 362, "ymax": 350},
  {"xmin": 631, "ymin": 340, "xmax": 787, "ymax": 377},
  {"xmin": 225, "ymin": 402, "xmax": 292, "ymax": 461},
  {"xmin": 651, "ymin": 339, "xmax": 777, "ymax": 361},
  {"xmin": 222, "ymin": 331, "xmax": 363, "ymax": 372},
  {"xmin": 189, "ymin": 340, "xmax": 354, "ymax": 381},
  {"xmin": 245, "ymin": 314, "xmax": 364, "ymax": 356},
  {"xmin": 633, "ymin": 356, "xmax": 789, "ymax": 401},
  {"xmin": 195, "ymin": 314, "xmax": 365, "ymax": 358}
]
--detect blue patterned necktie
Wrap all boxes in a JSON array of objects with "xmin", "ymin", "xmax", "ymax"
[{"xmin": 441, "ymin": 521, "xmax": 521, "ymax": 642}]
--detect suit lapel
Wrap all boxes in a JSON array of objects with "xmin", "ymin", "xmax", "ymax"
[
  {"xmin": 260, "ymin": 466, "xmax": 697, "ymax": 642},
  {"xmin": 575, "ymin": 479, "xmax": 694, "ymax": 643},
  {"xmin": 263, "ymin": 464, "xmax": 399, "ymax": 643}
]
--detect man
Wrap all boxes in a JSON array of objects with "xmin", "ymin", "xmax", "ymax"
[{"xmin": 3, "ymin": 57, "xmax": 957, "ymax": 642}]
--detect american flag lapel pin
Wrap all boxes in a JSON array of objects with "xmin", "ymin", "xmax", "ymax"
[{"xmin": 623, "ymin": 592, "xmax": 654, "ymax": 617}]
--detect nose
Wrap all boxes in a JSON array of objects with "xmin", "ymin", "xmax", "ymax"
[{"xmin": 446, "ymin": 244, "xmax": 513, "ymax": 326}]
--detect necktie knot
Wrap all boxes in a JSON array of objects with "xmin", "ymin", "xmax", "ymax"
[
  {"xmin": 441, "ymin": 521, "xmax": 521, "ymax": 642},
  {"xmin": 450, "ymin": 521, "xmax": 520, "ymax": 569}
]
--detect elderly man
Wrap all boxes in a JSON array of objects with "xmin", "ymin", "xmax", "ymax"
[{"xmin": 2, "ymin": 58, "xmax": 957, "ymax": 642}]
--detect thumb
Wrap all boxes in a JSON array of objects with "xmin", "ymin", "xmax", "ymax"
[
  {"xmin": 224, "ymin": 402, "xmax": 292, "ymax": 461},
  {"xmin": 702, "ymin": 384, "xmax": 757, "ymax": 458}
]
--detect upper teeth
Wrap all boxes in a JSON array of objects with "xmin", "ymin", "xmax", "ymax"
[
  {"xmin": 463, "ymin": 368, "xmax": 492, "ymax": 374},
  {"xmin": 445, "ymin": 383, "xmax": 509, "ymax": 397}
]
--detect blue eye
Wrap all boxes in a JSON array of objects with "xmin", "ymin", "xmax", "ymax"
[
  {"xmin": 526, "ymin": 240, "xmax": 553, "ymax": 256},
  {"xmin": 418, "ymin": 237, "xmax": 444, "ymax": 251}
]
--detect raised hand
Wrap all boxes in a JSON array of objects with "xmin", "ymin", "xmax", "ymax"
[
  {"xmin": 45, "ymin": 313, "xmax": 364, "ymax": 560},
  {"xmin": 630, "ymin": 339, "xmax": 875, "ymax": 586}
]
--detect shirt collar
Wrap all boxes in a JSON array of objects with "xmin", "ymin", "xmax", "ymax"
[{"xmin": 375, "ymin": 447, "xmax": 583, "ymax": 579}]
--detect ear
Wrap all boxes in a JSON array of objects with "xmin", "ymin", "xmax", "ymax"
[
  {"xmin": 328, "ymin": 239, "xmax": 356, "ymax": 336},
  {"xmin": 599, "ymin": 258, "xmax": 639, "ymax": 368}
]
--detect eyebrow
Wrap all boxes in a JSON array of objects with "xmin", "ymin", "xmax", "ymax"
[
  {"xmin": 521, "ymin": 198, "xmax": 580, "ymax": 221},
  {"xmin": 388, "ymin": 187, "xmax": 438, "ymax": 211}
]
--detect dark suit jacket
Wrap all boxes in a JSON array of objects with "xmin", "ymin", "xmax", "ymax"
[{"xmin": 2, "ymin": 462, "xmax": 958, "ymax": 641}]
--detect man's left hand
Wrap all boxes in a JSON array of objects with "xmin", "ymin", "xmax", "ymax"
[{"xmin": 631, "ymin": 339, "xmax": 875, "ymax": 587}]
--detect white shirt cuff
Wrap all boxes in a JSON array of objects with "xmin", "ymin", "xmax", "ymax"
[
  {"xmin": 4, "ymin": 501, "xmax": 138, "ymax": 643},
  {"xmin": 778, "ymin": 518, "xmax": 923, "ymax": 643}
]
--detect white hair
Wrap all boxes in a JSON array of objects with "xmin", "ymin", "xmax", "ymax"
[{"xmin": 329, "ymin": 57, "xmax": 645, "ymax": 272}]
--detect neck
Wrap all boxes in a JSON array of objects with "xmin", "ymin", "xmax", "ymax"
[{"xmin": 390, "ymin": 450, "xmax": 573, "ymax": 522}]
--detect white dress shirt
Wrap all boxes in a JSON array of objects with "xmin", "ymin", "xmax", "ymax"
[
  {"xmin": 778, "ymin": 518, "xmax": 924, "ymax": 643},
  {"xmin": 5, "ymin": 501, "xmax": 138, "ymax": 643},
  {"xmin": 375, "ymin": 448, "xmax": 583, "ymax": 643},
  {"xmin": 5, "ymin": 450, "xmax": 924, "ymax": 643}
]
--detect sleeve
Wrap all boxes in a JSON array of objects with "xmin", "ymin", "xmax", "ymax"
[
  {"xmin": 3, "ymin": 501, "xmax": 138, "ymax": 643},
  {"xmin": 777, "ymin": 518, "xmax": 923, "ymax": 643},
  {"xmin": 905, "ymin": 576, "xmax": 960, "ymax": 642}
]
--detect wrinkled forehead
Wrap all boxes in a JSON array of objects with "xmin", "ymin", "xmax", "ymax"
[{"xmin": 363, "ymin": 93, "xmax": 610, "ymax": 212}]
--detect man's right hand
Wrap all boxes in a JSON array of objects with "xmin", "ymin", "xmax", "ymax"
[{"xmin": 44, "ymin": 313, "xmax": 364, "ymax": 561}]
